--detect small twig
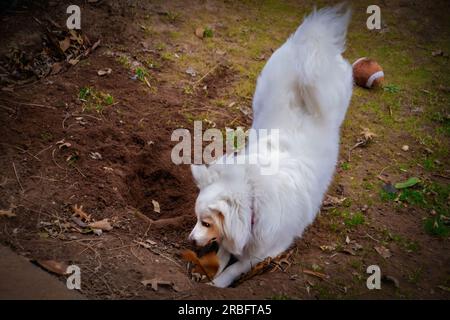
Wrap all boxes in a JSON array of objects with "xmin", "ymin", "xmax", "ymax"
[
  {"xmin": 51, "ymin": 148, "xmax": 66, "ymax": 171},
  {"xmin": 193, "ymin": 62, "xmax": 221, "ymax": 87},
  {"xmin": 62, "ymin": 113, "xmax": 71, "ymax": 129},
  {"xmin": 365, "ymin": 233, "xmax": 381, "ymax": 243},
  {"xmin": 12, "ymin": 162, "xmax": 24, "ymax": 192},
  {"xmin": 0, "ymin": 99, "xmax": 57, "ymax": 110},
  {"xmin": 14, "ymin": 146, "xmax": 41, "ymax": 162},
  {"xmin": 72, "ymin": 165, "xmax": 86, "ymax": 178},
  {"xmin": 34, "ymin": 144, "xmax": 53, "ymax": 157},
  {"xmin": 347, "ymin": 141, "xmax": 365, "ymax": 162},
  {"xmin": 432, "ymin": 173, "xmax": 450, "ymax": 180},
  {"xmin": 130, "ymin": 246, "xmax": 145, "ymax": 265},
  {"xmin": 143, "ymin": 76, "xmax": 152, "ymax": 89}
]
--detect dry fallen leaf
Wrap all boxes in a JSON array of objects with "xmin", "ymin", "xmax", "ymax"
[
  {"xmin": 303, "ymin": 269, "xmax": 329, "ymax": 280},
  {"xmin": 360, "ymin": 127, "xmax": 376, "ymax": 141},
  {"xmin": 375, "ymin": 245, "xmax": 392, "ymax": 259},
  {"xmin": 0, "ymin": 209, "xmax": 16, "ymax": 218},
  {"xmin": 88, "ymin": 218, "xmax": 113, "ymax": 231},
  {"xmin": 152, "ymin": 200, "xmax": 160, "ymax": 213},
  {"xmin": 319, "ymin": 244, "xmax": 336, "ymax": 252},
  {"xmin": 72, "ymin": 204, "xmax": 91, "ymax": 222},
  {"xmin": 349, "ymin": 128, "xmax": 376, "ymax": 158},
  {"xmin": 68, "ymin": 59, "xmax": 79, "ymax": 65},
  {"xmin": 59, "ymin": 38, "xmax": 71, "ymax": 52},
  {"xmin": 0, "ymin": 203, "xmax": 17, "ymax": 218},
  {"xmin": 36, "ymin": 260, "xmax": 68, "ymax": 275},
  {"xmin": 322, "ymin": 195, "xmax": 347, "ymax": 210}
]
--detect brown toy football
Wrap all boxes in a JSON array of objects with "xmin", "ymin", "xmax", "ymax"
[
  {"xmin": 182, "ymin": 249, "xmax": 219, "ymax": 281},
  {"xmin": 352, "ymin": 57, "xmax": 384, "ymax": 89}
]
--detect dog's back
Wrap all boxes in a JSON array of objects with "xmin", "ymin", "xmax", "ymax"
[{"xmin": 249, "ymin": 4, "xmax": 353, "ymax": 254}]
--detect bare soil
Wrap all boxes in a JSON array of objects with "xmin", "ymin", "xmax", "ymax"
[{"xmin": 0, "ymin": 0, "xmax": 449, "ymax": 300}]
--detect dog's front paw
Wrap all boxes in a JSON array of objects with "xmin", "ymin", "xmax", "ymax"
[{"xmin": 210, "ymin": 275, "xmax": 232, "ymax": 288}]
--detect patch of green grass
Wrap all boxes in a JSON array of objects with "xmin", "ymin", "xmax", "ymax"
[
  {"xmin": 380, "ymin": 189, "xmax": 397, "ymax": 202},
  {"xmin": 381, "ymin": 181, "xmax": 449, "ymax": 237},
  {"xmin": 341, "ymin": 162, "xmax": 351, "ymax": 171},
  {"xmin": 161, "ymin": 51, "xmax": 175, "ymax": 61},
  {"xmin": 145, "ymin": 57, "xmax": 161, "ymax": 70},
  {"xmin": 344, "ymin": 212, "xmax": 365, "ymax": 227},
  {"xmin": 383, "ymin": 230, "xmax": 421, "ymax": 253},
  {"xmin": 203, "ymin": 27, "xmax": 214, "ymax": 38},
  {"xmin": 424, "ymin": 215, "xmax": 449, "ymax": 237},
  {"xmin": 383, "ymin": 83, "xmax": 401, "ymax": 94},
  {"xmin": 350, "ymin": 259, "xmax": 362, "ymax": 270},
  {"xmin": 399, "ymin": 188, "xmax": 425, "ymax": 205},
  {"xmin": 422, "ymin": 157, "xmax": 437, "ymax": 171},
  {"xmin": 78, "ymin": 87, "xmax": 115, "ymax": 113},
  {"xmin": 135, "ymin": 67, "xmax": 148, "ymax": 81},
  {"xmin": 362, "ymin": 181, "xmax": 375, "ymax": 191},
  {"xmin": 165, "ymin": 11, "xmax": 181, "ymax": 23},
  {"xmin": 116, "ymin": 55, "xmax": 131, "ymax": 68}
]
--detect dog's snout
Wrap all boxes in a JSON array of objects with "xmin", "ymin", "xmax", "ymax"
[{"xmin": 187, "ymin": 231, "xmax": 197, "ymax": 246}]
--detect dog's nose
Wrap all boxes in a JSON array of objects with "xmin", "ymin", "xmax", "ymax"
[{"xmin": 187, "ymin": 233, "xmax": 196, "ymax": 246}]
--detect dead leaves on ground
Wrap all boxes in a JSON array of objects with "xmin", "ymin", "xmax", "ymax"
[
  {"xmin": 72, "ymin": 204, "xmax": 91, "ymax": 222},
  {"xmin": 71, "ymin": 204, "xmax": 113, "ymax": 235},
  {"xmin": 36, "ymin": 260, "xmax": 69, "ymax": 275},
  {"xmin": 322, "ymin": 194, "xmax": 347, "ymax": 211},
  {"xmin": 348, "ymin": 127, "xmax": 376, "ymax": 161},
  {"xmin": 233, "ymin": 250, "xmax": 293, "ymax": 286},
  {"xmin": 0, "ymin": 203, "xmax": 17, "ymax": 218},
  {"xmin": 0, "ymin": 20, "xmax": 100, "ymax": 87},
  {"xmin": 374, "ymin": 245, "xmax": 392, "ymax": 259}
]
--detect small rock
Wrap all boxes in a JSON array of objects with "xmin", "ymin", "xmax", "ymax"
[
  {"xmin": 97, "ymin": 68, "xmax": 112, "ymax": 76},
  {"xmin": 185, "ymin": 67, "xmax": 197, "ymax": 77},
  {"xmin": 401, "ymin": 145, "xmax": 409, "ymax": 151}
]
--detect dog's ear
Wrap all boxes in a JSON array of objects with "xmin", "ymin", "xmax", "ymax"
[
  {"xmin": 191, "ymin": 164, "xmax": 209, "ymax": 189},
  {"xmin": 208, "ymin": 198, "xmax": 251, "ymax": 256}
]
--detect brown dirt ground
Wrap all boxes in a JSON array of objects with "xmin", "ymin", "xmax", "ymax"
[{"xmin": 0, "ymin": 0, "xmax": 449, "ymax": 299}]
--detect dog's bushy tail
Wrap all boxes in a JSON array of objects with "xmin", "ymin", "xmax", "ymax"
[
  {"xmin": 292, "ymin": 3, "xmax": 351, "ymax": 86},
  {"xmin": 280, "ymin": 3, "xmax": 352, "ymax": 122}
]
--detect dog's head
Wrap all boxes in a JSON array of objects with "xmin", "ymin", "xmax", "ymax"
[{"xmin": 188, "ymin": 163, "xmax": 252, "ymax": 256}]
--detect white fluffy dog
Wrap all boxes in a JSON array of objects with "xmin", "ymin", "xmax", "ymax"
[{"xmin": 189, "ymin": 4, "xmax": 353, "ymax": 288}]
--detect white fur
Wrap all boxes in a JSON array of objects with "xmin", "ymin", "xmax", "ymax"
[{"xmin": 189, "ymin": 4, "xmax": 353, "ymax": 288}]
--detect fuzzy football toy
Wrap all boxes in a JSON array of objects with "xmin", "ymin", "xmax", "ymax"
[
  {"xmin": 181, "ymin": 249, "xmax": 219, "ymax": 281},
  {"xmin": 352, "ymin": 57, "xmax": 384, "ymax": 89}
]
